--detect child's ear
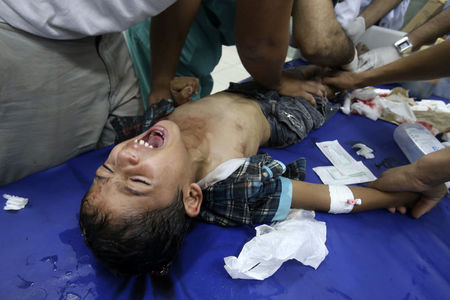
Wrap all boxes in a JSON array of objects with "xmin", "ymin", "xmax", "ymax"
[{"xmin": 183, "ymin": 183, "xmax": 203, "ymax": 217}]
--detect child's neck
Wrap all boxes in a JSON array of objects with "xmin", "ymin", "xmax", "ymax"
[
  {"xmin": 167, "ymin": 114, "xmax": 212, "ymax": 181},
  {"xmin": 167, "ymin": 94, "xmax": 270, "ymax": 179}
]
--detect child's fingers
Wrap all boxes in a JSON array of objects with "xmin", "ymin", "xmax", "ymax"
[
  {"xmin": 387, "ymin": 207, "xmax": 396, "ymax": 214},
  {"xmin": 397, "ymin": 206, "xmax": 407, "ymax": 214},
  {"xmin": 181, "ymin": 86, "xmax": 193, "ymax": 98}
]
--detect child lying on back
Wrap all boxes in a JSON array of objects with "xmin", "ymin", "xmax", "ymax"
[{"xmin": 79, "ymin": 75, "xmax": 425, "ymax": 276}]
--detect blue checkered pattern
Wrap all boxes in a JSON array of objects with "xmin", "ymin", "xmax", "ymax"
[{"xmin": 199, "ymin": 154, "xmax": 306, "ymax": 226}]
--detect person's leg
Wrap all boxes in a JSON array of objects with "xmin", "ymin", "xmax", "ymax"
[
  {"xmin": 0, "ymin": 24, "xmax": 139, "ymax": 185},
  {"xmin": 292, "ymin": 0, "xmax": 354, "ymax": 66}
]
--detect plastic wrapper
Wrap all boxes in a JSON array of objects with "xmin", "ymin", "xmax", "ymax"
[{"xmin": 224, "ymin": 209, "xmax": 328, "ymax": 280}]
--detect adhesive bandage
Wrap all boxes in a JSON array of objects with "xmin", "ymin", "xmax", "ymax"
[{"xmin": 328, "ymin": 185, "xmax": 361, "ymax": 214}]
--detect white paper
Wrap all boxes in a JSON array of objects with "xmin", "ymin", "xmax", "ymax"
[
  {"xmin": 3, "ymin": 194, "xmax": 29, "ymax": 210},
  {"xmin": 316, "ymin": 140, "xmax": 359, "ymax": 175},
  {"xmin": 313, "ymin": 162, "xmax": 377, "ymax": 185},
  {"xmin": 224, "ymin": 210, "xmax": 328, "ymax": 280}
]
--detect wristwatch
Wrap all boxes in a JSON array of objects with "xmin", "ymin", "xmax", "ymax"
[{"xmin": 394, "ymin": 36, "xmax": 413, "ymax": 55}]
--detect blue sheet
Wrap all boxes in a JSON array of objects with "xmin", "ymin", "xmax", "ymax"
[{"xmin": 1, "ymin": 90, "xmax": 449, "ymax": 299}]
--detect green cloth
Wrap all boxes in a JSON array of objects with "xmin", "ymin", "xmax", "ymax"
[{"xmin": 125, "ymin": 0, "xmax": 236, "ymax": 107}]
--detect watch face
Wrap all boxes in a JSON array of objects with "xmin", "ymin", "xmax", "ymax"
[
  {"xmin": 395, "ymin": 37, "xmax": 412, "ymax": 53},
  {"xmin": 398, "ymin": 40, "xmax": 410, "ymax": 51}
]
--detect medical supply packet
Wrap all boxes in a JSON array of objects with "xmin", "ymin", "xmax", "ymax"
[{"xmin": 314, "ymin": 140, "xmax": 376, "ymax": 185}]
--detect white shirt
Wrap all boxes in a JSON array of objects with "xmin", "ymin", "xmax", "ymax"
[
  {"xmin": 335, "ymin": 0, "xmax": 410, "ymax": 30},
  {"xmin": 197, "ymin": 158, "xmax": 247, "ymax": 189},
  {"xmin": 0, "ymin": 0, "xmax": 176, "ymax": 39}
]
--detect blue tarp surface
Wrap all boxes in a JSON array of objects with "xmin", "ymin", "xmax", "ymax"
[{"xmin": 1, "ymin": 83, "xmax": 449, "ymax": 299}]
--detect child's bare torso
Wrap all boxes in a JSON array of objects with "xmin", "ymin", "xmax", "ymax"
[{"xmin": 167, "ymin": 92, "xmax": 270, "ymax": 177}]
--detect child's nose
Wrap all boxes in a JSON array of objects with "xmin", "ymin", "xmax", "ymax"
[{"xmin": 117, "ymin": 148, "xmax": 139, "ymax": 165}]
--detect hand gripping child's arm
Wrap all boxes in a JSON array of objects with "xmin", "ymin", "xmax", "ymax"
[{"xmin": 290, "ymin": 180, "xmax": 420, "ymax": 215}]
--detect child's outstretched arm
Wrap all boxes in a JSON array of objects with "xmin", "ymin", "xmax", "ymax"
[{"xmin": 290, "ymin": 180, "xmax": 420, "ymax": 215}]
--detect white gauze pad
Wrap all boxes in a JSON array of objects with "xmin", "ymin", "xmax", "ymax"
[{"xmin": 328, "ymin": 185, "xmax": 359, "ymax": 214}]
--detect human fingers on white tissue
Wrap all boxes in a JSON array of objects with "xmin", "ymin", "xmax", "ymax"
[
  {"xmin": 342, "ymin": 16, "xmax": 366, "ymax": 44},
  {"xmin": 356, "ymin": 46, "xmax": 401, "ymax": 72}
]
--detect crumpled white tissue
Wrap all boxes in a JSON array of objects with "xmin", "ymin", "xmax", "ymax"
[
  {"xmin": 3, "ymin": 194, "xmax": 29, "ymax": 210},
  {"xmin": 346, "ymin": 87, "xmax": 417, "ymax": 123},
  {"xmin": 352, "ymin": 143, "xmax": 375, "ymax": 159},
  {"xmin": 350, "ymin": 97, "xmax": 383, "ymax": 120},
  {"xmin": 224, "ymin": 209, "xmax": 328, "ymax": 280}
]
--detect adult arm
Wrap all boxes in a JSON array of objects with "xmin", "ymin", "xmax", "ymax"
[
  {"xmin": 350, "ymin": 7, "xmax": 450, "ymax": 72},
  {"xmin": 367, "ymin": 148, "xmax": 450, "ymax": 218},
  {"xmin": 290, "ymin": 180, "xmax": 420, "ymax": 215},
  {"xmin": 149, "ymin": 0, "xmax": 201, "ymax": 106},
  {"xmin": 292, "ymin": 0, "xmax": 354, "ymax": 66},
  {"xmin": 323, "ymin": 39, "xmax": 450, "ymax": 90},
  {"xmin": 235, "ymin": 0, "xmax": 331, "ymax": 103},
  {"xmin": 342, "ymin": 0, "xmax": 402, "ymax": 43},
  {"xmin": 359, "ymin": 0, "xmax": 403, "ymax": 29},
  {"xmin": 407, "ymin": 7, "xmax": 450, "ymax": 51}
]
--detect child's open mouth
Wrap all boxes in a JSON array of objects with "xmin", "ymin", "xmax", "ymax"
[{"xmin": 134, "ymin": 125, "xmax": 167, "ymax": 149}]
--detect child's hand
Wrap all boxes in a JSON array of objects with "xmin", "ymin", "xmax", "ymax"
[{"xmin": 170, "ymin": 77, "xmax": 199, "ymax": 106}]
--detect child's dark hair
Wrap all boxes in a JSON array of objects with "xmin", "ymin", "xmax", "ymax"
[{"xmin": 79, "ymin": 188, "xmax": 191, "ymax": 276}]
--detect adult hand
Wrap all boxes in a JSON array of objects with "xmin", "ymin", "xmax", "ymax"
[
  {"xmin": 278, "ymin": 70, "xmax": 330, "ymax": 106},
  {"xmin": 148, "ymin": 87, "xmax": 171, "ymax": 107},
  {"xmin": 367, "ymin": 164, "xmax": 448, "ymax": 218},
  {"xmin": 342, "ymin": 16, "xmax": 366, "ymax": 44},
  {"xmin": 295, "ymin": 65, "xmax": 329, "ymax": 81},
  {"xmin": 323, "ymin": 70, "xmax": 362, "ymax": 90},
  {"xmin": 169, "ymin": 77, "xmax": 199, "ymax": 106},
  {"xmin": 357, "ymin": 46, "xmax": 400, "ymax": 72}
]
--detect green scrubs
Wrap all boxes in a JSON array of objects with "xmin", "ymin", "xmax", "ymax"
[{"xmin": 125, "ymin": 0, "xmax": 236, "ymax": 106}]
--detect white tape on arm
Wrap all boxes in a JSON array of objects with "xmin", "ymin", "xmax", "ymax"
[{"xmin": 328, "ymin": 185, "xmax": 360, "ymax": 214}]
